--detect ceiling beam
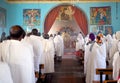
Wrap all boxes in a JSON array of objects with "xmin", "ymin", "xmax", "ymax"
[{"xmin": 6, "ymin": 0, "xmax": 120, "ymax": 3}]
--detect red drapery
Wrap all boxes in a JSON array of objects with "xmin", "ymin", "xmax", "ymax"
[
  {"xmin": 73, "ymin": 7, "xmax": 88, "ymax": 35},
  {"xmin": 44, "ymin": 5, "xmax": 88, "ymax": 35},
  {"xmin": 44, "ymin": 6, "xmax": 60, "ymax": 33}
]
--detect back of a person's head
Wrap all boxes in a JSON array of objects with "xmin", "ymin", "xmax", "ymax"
[
  {"xmin": 10, "ymin": 25, "xmax": 25, "ymax": 40},
  {"xmin": 31, "ymin": 29, "xmax": 38, "ymax": 36},
  {"xmin": 43, "ymin": 33, "xmax": 49, "ymax": 39}
]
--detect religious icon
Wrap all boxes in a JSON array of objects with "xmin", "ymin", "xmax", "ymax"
[
  {"xmin": 57, "ymin": 6, "xmax": 74, "ymax": 21},
  {"xmin": 90, "ymin": 6, "xmax": 111, "ymax": 25},
  {"xmin": 23, "ymin": 9, "xmax": 40, "ymax": 26}
]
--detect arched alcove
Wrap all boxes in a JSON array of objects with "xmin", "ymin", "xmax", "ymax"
[{"xmin": 44, "ymin": 4, "xmax": 88, "ymax": 36}]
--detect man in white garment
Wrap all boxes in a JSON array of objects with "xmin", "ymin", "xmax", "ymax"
[
  {"xmin": 42, "ymin": 33, "xmax": 55, "ymax": 74},
  {"xmin": 85, "ymin": 33, "xmax": 106, "ymax": 83},
  {"xmin": 105, "ymin": 34, "xmax": 113, "ymax": 66},
  {"xmin": 23, "ymin": 29, "xmax": 44, "ymax": 78},
  {"xmin": 75, "ymin": 32, "xmax": 84, "ymax": 53},
  {"xmin": 113, "ymin": 41, "xmax": 120, "ymax": 80},
  {"xmin": 54, "ymin": 32, "xmax": 64, "ymax": 62},
  {"xmin": 0, "ymin": 62, "xmax": 13, "ymax": 83},
  {"xmin": 0, "ymin": 25, "xmax": 35, "ymax": 83},
  {"xmin": 108, "ymin": 31, "xmax": 120, "ymax": 68}
]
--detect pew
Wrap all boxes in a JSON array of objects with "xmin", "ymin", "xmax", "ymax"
[
  {"xmin": 104, "ymin": 80, "xmax": 117, "ymax": 83},
  {"xmin": 96, "ymin": 68, "xmax": 113, "ymax": 83}
]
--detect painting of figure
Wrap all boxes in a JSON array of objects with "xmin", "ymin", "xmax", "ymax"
[
  {"xmin": 57, "ymin": 6, "xmax": 74, "ymax": 21},
  {"xmin": 90, "ymin": 6, "xmax": 111, "ymax": 25},
  {"xmin": 23, "ymin": 9, "xmax": 40, "ymax": 26}
]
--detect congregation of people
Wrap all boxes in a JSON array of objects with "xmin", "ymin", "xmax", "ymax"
[
  {"xmin": 0, "ymin": 25, "xmax": 120, "ymax": 83},
  {"xmin": 0, "ymin": 25, "xmax": 64, "ymax": 83},
  {"xmin": 75, "ymin": 31, "xmax": 120, "ymax": 83}
]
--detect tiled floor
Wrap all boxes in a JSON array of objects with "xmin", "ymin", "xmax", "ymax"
[{"xmin": 37, "ymin": 48, "xmax": 85, "ymax": 83}]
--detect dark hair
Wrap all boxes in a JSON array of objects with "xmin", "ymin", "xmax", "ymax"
[
  {"xmin": 32, "ymin": 29, "xmax": 38, "ymax": 36},
  {"xmin": 43, "ymin": 33, "xmax": 49, "ymax": 39},
  {"xmin": 10, "ymin": 25, "xmax": 25, "ymax": 39}
]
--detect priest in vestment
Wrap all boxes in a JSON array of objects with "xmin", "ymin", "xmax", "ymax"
[
  {"xmin": 0, "ymin": 25, "xmax": 35, "ymax": 83},
  {"xmin": 62, "ymin": 31, "xmax": 70, "ymax": 48}
]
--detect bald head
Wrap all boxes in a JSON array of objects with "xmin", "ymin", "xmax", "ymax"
[{"xmin": 10, "ymin": 25, "xmax": 25, "ymax": 40}]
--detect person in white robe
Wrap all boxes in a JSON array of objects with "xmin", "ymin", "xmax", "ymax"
[
  {"xmin": 76, "ymin": 32, "xmax": 84, "ymax": 52},
  {"xmin": 24, "ymin": 29, "xmax": 44, "ymax": 77},
  {"xmin": 42, "ymin": 34, "xmax": 55, "ymax": 74},
  {"xmin": 54, "ymin": 32, "xmax": 64, "ymax": 62},
  {"xmin": 84, "ymin": 33, "xmax": 95, "ymax": 75},
  {"xmin": 85, "ymin": 33, "xmax": 106, "ymax": 83},
  {"xmin": 0, "ymin": 25, "xmax": 35, "ymax": 83},
  {"xmin": 0, "ymin": 62, "xmax": 13, "ymax": 83},
  {"xmin": 105, "ymin": 34, "xmax": 113, "ymax": 66},
  {"xmin": 113, "ymin": 41, "xmax": 120, "ymax": 80},
  {"xmin": 108, "ymin": 31, "xmax": 120, "ymax": 68}
]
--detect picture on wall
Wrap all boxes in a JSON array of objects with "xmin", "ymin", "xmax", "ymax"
[
  {"xmin": 105, "ymin": 26, "xmax": 113, "ymax": 35},
  {"xmin": 23, "ymin": 9, "xmax": 40, "ymax": 26},
  {"xmin": 90, "ymin": 6, "xmax": 111, "ymax": 25},
  {"xmin": 0, "ymin": 7, "xmax": 6, "ymax": 28},
  {"xmin": 57, "ymin": 6, "xmax": 74, "ymax": 21}
]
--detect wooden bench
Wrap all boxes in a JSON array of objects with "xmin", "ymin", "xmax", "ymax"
[
  {"xmin": 104, "ymin": 80, "xmax": 117, "ymax": 83},
  {"xmin": 96, "ymin": 68, "xmax": 113, "ymax": 83}
]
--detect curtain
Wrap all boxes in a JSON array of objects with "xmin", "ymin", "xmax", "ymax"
[
  {"xmin": 44, "ymin": 6, "xmax": 60, "ymax": 33},
  {"xmin": 73, "ymin": 7, "xmax": 88, "ymax": 36}
]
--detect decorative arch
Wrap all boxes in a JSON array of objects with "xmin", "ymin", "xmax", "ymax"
[{"xmin": 44, "ymin": 4, "xmax": 88, "ymax": 36}]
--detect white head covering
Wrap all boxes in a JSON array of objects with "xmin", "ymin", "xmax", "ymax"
[
  {"xmin": 106, "ymin": 34, "xmax": 113, "ymax": 42},
  {"xmin": 115, "ymin": 31, "xmax": 120, "ymax": 40},
  {"xmin": 117, "ymin": 41, "xmax": 120, "ymax": 52}
]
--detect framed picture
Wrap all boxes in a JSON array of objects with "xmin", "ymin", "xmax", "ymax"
[
  {"xmin": 105, "ymin": 26, "xmax": 113, "ymax": 35},
  {"xmin": 90, "ymin": 6, "xmax": 111, "ymax": 25},
  {"xmin": 0, "ymin": 7, "xmax": 6, "ymax": 28},
  {"xmin": 23, "ymin": 9, "xmax": 40, "ymax": 26}
]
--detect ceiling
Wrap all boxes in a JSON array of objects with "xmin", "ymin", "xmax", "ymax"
[{"xmin": 6, "ymin": 0, "xmax": 120, "ymax": 3}]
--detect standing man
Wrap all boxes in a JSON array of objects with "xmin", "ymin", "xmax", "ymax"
[
  {"xmin": 54, "ymin": 32, "xmax": 64, "ymax": 62},
  {"xmin": 0, "ymin": 25, "xmax": 35, "ymax": 83}
]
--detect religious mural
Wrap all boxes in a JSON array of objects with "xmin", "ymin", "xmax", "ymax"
[
  {"xmin": 90, "ymin": 6, "xmax": 111, "ymax": 25},
  {"xmin": 23, "ymin": 9, "xmax": 40, "ymax": 26},
  {"xmin": 57, "ymin": 6, "xmax": 74, "ymax": 21},
  {"xmin": 0, "ymin": 7, "xmax": 6, "ymax": 28}
]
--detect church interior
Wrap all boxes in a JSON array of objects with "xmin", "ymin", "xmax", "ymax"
[{"xmin": 0, "ymin": 0, "xmax": 120, "ymax": 83}]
